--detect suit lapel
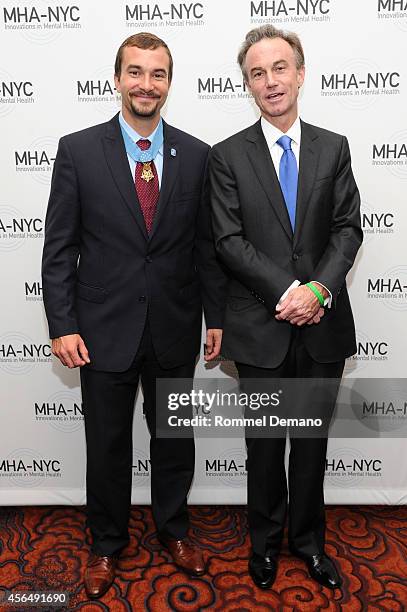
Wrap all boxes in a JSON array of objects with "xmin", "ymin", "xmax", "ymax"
[
  {"xmin": 149, "ymin": 120, "xmax": 179, "ymax": 240},
  {"xmin": 246, "ymin": 120, "xmax": 293, "ymax": 241},
  {"xmin": 293, "ymin": 120, "xmax": 320, "ymax": 247},
  {"xmin": 102, "ymin": 113, "xmax": 148, "ymax": 240}
]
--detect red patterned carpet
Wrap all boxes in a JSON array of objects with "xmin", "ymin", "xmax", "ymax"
[{"xmin": 0, "ymin": 505, "xmax": 406, "ymax": 611}]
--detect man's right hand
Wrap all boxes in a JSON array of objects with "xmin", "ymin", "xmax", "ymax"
[
  {"xmin": 307, "ymin": 307, "xmax": 325, "ymax": 325},
  {"xmin": 51, "ymin": 334, "xmax": 90, "ymax": 368}
]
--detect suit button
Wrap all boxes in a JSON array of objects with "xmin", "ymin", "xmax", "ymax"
[
  {"xmin": 292, "ymin": 253, "xmax": 299, "ymax": 261},
  {"xmin": 145, "ymin": 256, "xmax": 152, "ymax": 263},
  {"xmin": 139, "ymin": 296, "xmax": 146, "ymax": 303}
]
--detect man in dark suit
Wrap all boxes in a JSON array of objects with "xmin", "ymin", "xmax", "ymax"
[
  {"xmin": 209, "ymin": 25, "xmax": 362, "ymax": 591},
  {"xmin": 42, "ymin": 33, "xmax": 225, "ymax": 599}
]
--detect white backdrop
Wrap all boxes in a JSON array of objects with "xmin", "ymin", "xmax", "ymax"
[{"xmin": 1, "ymin": 0, "xmax": 406, "ymax": 506}]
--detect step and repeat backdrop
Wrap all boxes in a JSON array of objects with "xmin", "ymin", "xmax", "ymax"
[{"xmin": 1, "ymin": 0, "xmax": 406, "ymax": 505}]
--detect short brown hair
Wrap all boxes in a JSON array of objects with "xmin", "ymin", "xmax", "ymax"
[
  {"xmin": 238, "ymin": 25, "xmax": 305, "ymax": 80},
  {"xmin": 114, "ymin": 33, "xmax": 173, "ymax": 82}
]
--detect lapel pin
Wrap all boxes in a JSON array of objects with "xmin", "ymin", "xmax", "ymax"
[{"xmin": 170, "ymin": 148, "xmax": 177, "ymax": 157}]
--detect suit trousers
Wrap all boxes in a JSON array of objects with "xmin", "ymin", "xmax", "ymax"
[
  {"xmin": 80, "ymin": 319, "xmax": 196, "ymax": 556},
  {"xmin": 236, "ymin": 328, "xmax": 344, "ymax": 559}
]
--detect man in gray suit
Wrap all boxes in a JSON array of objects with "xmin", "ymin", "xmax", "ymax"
[{"xmin": 209, "ymin": 25, "xmax": 362, "ymax": 591}]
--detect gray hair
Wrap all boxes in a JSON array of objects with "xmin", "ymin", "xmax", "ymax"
[{"xmin": 238, "ymin": 25, "xmax": 305, "ymax": 80}]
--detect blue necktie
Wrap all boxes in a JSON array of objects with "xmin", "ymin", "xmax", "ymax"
[{"xmin": 277, "ymin": 135, "xmax": 298, "ymax": 231}]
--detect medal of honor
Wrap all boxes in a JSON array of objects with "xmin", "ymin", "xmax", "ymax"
[
  {"xmin": 119, "ymin": 116, "xmax": 164, "ymax": 184},
  {"xmin": 141, "ymin": 162, "xmax": 155, "ymax": 182}
]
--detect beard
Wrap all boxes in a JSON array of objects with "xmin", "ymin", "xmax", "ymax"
[{"xmin": 128, "ymin": 93, "xmax": 161, "ymax": 118}]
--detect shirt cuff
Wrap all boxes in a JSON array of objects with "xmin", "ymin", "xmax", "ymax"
[
  {"xmin": 310, "ymin": 280, "xmax": 332, "ymax": 308},
  {"xmin": 277, "ymin": 280, "xmax": 300, "ymax": 306}
]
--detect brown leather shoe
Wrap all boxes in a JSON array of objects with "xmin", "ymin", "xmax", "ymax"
[
  {"xmin": 160, "ymin": 537, "xmax": 206, "ymax": 576},
  {"xmin": 84, "ymin": 554, "xmax": 117, "ymax": 599}
]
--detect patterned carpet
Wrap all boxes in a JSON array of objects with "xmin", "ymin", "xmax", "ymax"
[{"xmin": 0, "ymin": 505, "xmax": 406, "ymax": 611}]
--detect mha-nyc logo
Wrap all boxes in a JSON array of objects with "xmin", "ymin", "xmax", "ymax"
[
  {"xmin": 320, "ymin": 60, "xmax": 401, "ymax": 111},
  {"xmin": 198, "ymin": 75, "xmax": 247, "ymax": 99},
  {"xmin": 361, "ymin": 202, "xmax": 395, "ymax": 244},
  {"xmin": 25, "ymin": 281, "xmax": 43, "ymax": 302},
  {"xmin": 197, "ymin": 66, "xmax": 252, "ymax": 114},
  {"xmin": 14, "ymin": 137, "xmax": 57, "ymax": 186},
  {"xmin": 0, "ymin": 458, "xmax": 61, "ymax": 476},
  {"xmin": 362, "ymin": 400, "xmax": 407, "ymax": 420},
  {"xmin": 371, "ymin": 132, "xmax": 407, "ymax": 179},
  {"xmin": 0, "ymin": 206, "xmax": 43, "ymax": 252},
  {"xmin": 358, "ymin": 380, "xmax": 407, "ymax": 432},
  {"xmin": 250, "ymin": 0, "xmax": 331, "ymax": 24},
  {"xmin": 345, "ymin": 331, "xmax": 389, "ymax": 373},
  {"xmin": 0, "ymin": 333, "xmax": 51, "ymax": 376},
  {"xmin": 34, "ymin": 391, "xmax": 83, "ymax": 433},
  {"xmin": 205, "ymin": 449, "xmax": 247, "ymax": 487},
  {"xmin": 325, "ymin": 449, "xmax": 382, "ymax": 488},
  {"xmin": 132, "ymin": 450, "xmax": 151, "ymax": 486},
  {"xmin": 124, "ymin": 2, "xmax": 205, "ymax": 28},
  {"xmin": 321, "ymin": 69, "xmax": 400, "ymax": 98},
  {"xmin": 76, "ymin": 68, "xmax": 121, "ymax": 115},
  {"xmin": 0, "ymin": 450, "xmax": 62, "ymax": 487},
  {"xmin": 0, "ymin": 73, "xmax": 34, "ymax": 118},
  {"xmin": 377, "ymin": 0, "xmax": 407, "ymax": 31},
  {"xmin": 2, "ymin": 5, "xmax": 81, "ymax": 30},
  {"xmin": 367, "ymin": 266, "xmax": 407, "ymax": 311}
]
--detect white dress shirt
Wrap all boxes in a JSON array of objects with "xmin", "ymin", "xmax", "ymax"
[
  {"xmin": 260, "ymin": 116, "xmax": 332, "ymax": 308},
  {"xmin": 261, "ymin": 115, "xmax": 301, "ymax": 176}
]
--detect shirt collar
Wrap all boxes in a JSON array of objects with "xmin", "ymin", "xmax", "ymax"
[
  {"xmin": 261, "ymin": 115, "xmax": 301, "ymax": 147},
  {"xmin": 119, "ymin": 112, "xmax": 163, "ymax": 153}
]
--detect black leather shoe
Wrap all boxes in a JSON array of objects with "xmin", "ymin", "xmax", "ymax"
[
  {"xmin": 248, "ymin": 553, "xmax": 278, "ymax": 589},
  {"xmin": 302, "ymin": 553, "xmax": 342, "ymax": 590}
]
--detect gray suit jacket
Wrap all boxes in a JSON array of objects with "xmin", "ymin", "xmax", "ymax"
[{"xmin": 209, "ymin": 119, "xmax": 363, "ymax": 368}]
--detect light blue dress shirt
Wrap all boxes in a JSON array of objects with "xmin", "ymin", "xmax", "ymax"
[{"xmin": 119, "ymin": 112, "xmax": 164, "ymax": 187}]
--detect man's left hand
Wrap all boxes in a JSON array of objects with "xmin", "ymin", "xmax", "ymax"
[
  {"xmin": 205, "ymin": 329, "xmax": 223, "ymax": 361},
  {"xmin": 275, "ymin": 285, "xmax": 323, "ymax": 326}
]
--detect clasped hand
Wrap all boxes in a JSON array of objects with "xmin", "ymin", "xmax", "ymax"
[{"xmin": 275, "ymin": 285, "xmax": 324, "ymax": 326}]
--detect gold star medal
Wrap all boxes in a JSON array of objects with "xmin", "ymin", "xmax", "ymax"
[{"xmin": 141, "ymin": 162, "xmax": 155, "ymax": 183}]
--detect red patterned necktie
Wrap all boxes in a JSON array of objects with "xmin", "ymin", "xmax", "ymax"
[{"xmin": 135, "ymin": 138, "xmax": 159, "ymax": 234}]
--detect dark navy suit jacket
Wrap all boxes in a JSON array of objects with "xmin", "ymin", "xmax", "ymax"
[{"xmin": 42, "ymin": 114, "xmax": 226, "ymax": 371}]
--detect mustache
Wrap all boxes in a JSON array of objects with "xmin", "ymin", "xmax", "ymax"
[{"xmin": 129, "ymin": 90, "xmax": 160, "ymax": 99}]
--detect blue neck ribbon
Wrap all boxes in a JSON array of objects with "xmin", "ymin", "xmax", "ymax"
[{"xmin": 120, "ymin": 118, "xmax": 164, "ymax": 163}]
